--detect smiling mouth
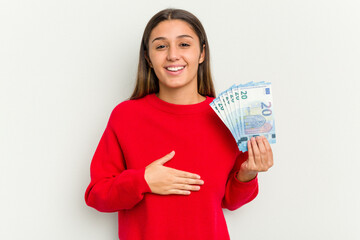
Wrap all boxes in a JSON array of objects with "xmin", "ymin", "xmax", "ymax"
[{"xmin": 165, "ymin": 66, "xmax": 185, "ymax": 72}]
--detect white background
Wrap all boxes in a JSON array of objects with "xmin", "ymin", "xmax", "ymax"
[{"xmin": 1, "ymin": 0, "xmax": 360, "ymax": 239}]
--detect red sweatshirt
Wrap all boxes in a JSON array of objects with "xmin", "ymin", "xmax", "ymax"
[{"xmin": 85, "ymin": 93, "xmax": 258, "ymax": 240}]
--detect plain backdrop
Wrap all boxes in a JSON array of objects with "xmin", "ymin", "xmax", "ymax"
[{"xmin": 1, "ymin": 0, "xmax": 360, "ymax": 239}]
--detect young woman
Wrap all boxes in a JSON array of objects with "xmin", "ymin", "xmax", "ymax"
[{"xmin": 85, "ymin": 8, "xmax": 273, "ymax": 240}]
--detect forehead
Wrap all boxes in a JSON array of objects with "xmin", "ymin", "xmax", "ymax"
[{"xmin": 149, "ymin": 19, "xmax": 198, "ymax": 42}]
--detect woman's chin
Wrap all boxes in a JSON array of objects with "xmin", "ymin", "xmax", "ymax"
[{"xmin": 160, "ymin": 81, "xmax": 190, "ymax": 90}]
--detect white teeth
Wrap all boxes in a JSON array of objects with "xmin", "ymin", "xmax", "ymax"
[{"xmin": 166, "ymin": 66, "xmax": 185, "ymax": 71}]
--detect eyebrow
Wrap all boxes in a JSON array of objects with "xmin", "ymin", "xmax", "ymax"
[{"xmin": 151, "ymin": 34, "xmax": 194, "ymax": 43}]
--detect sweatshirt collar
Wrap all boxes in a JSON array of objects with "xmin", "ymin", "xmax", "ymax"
[{"xmin": 145, "ymin": 93, "xmax": 213, "ymax": 115}]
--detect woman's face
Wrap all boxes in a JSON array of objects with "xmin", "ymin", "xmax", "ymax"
[{"xmin": 147, "ymin": 20, "xmax": 205, "ymax": 92}]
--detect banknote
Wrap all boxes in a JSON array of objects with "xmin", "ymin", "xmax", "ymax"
[{"xmin": 210, "ymin": 81, "xmax": 276, "ymax": 152}]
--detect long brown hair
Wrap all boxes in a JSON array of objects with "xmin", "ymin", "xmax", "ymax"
[{"xmin": 129, "ymin": 8, "xmax": 215, "ymax": 100}]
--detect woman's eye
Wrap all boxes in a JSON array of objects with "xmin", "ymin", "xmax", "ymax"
[
  {"xmin": 156, "ymin": 45, "xmax": 166, "ymax": 49},
  {"xmin": 155, "ymin": 43, "xmax": 189, "ymax": 49}
]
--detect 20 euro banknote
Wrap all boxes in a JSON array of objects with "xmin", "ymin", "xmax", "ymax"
[{"xmin": 210, "ymin": 81, "xmax": 276, "ymax": 152}]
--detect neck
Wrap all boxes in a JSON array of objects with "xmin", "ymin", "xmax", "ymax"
[{"xmin": 156, "ymin": 86, "xmax": 206, "ymax": 105}]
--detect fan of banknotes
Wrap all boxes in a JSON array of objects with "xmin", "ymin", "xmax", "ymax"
[{"xmin": 209, "ymin": 81, "xmax": 276, "ymax": 152}]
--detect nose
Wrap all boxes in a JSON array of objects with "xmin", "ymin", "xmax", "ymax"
[{"xmin": 167, "ymin": 46, "xmax": 180, "ymax": 61}]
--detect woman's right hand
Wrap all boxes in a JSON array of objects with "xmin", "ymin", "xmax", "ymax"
[{"xmin": 144, "ymin": 151, "xmax": 204, "ymax": 195}]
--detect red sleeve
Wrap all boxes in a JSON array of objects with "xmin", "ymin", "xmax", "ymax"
[
  {"xmin": 84, "ymin": 110, "xmax": 151, "ymax": 212},
  {"xmin": 221, "ymin": 151, "xmax": 259, "ymax": 211}
]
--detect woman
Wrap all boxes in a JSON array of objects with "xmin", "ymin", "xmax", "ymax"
[{"xmin": 85, "ymin": 8, "xmax": 273, "ymax": 240}]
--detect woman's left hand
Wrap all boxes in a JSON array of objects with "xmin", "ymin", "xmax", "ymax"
[{"xmin": 237, "ymin": 136, "xmax": 274, "ymax": 182}]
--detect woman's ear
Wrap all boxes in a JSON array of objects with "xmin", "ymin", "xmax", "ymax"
[
  {"xmin": 199, "ymin": 44, "xmax": 206, "ymax": 64},
  {"xmin": 144, "ymin": 52, "xmax": 153, "ymax": 68}
]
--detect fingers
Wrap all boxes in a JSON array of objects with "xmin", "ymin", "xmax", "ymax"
[
  {"xmin": 256, "ymin": 136, "xmax": 267, "ymax": 166},
  {"xmin": 168, "ymin": 178, "xmax": 204, "ymax": 195},
  {"xmin": 172, "ymin": 168, "xmax": 201, "ymax": 179},
  {"xmin": 156, "ymin": 150, "xmax": 175, "ymax": 165},
  {"xmin": 251, "ymin": 137, "xmax": 262, "ymax": 167},
  {"xmin": 263, "ymin": 137, "xmax": 274, "ymax": 168},
  {"xmin": 169, "ymin": 169, "xmax": 204, "ymax": 195},
  {"xmin": 167, "ymin": 189, "xmax": 192, "ymax": 195},
  {"xmin": 173, "ymin": 183, "xmax": 201, "ymax": 192},
  {"xmin": 173, "ymin": 176, "xmax": 204, "ymax": 186},
  {"xmin": 156, "ymin": 151, "xmax": 201, "ymax": 180},
  {"xmin": 247, "ymin": 136, "xmax": 274, "ymax": 172},
  {"xmin": 247, "ymin": 140, "xmax": 254, "ymax": 168}
]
